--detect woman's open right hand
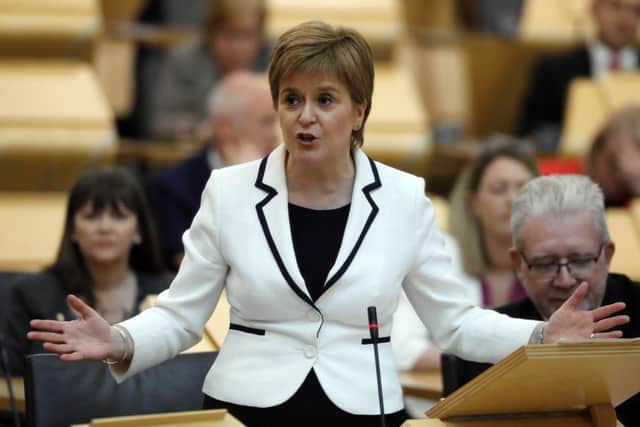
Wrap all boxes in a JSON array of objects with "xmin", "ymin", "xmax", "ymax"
[{"xmin": 27, "ymin": 294, "xmax": 124, "ymax": 362}]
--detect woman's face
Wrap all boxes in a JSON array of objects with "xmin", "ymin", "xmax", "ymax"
[
  {"xmin": 210, "ymin": 12, "xmax": 262, "ymax": 74},
  {"xmin": 72, "ymin": 201, "xmax": 140, "ymax": 268},
  {"xmin": 277, "ymin": 71, "xmax": 366, "ymax": 167},
  {"xmin": 470, "ymin": 156, "xmax": 534, "ymax": 241}
]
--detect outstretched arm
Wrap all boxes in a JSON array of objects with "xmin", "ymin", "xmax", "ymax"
[{"xmin": 27, "ymin": 295, "xmax": 130, "ymax": 363}]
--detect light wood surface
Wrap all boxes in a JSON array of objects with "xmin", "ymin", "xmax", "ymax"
[
  {"xmin": 266, "ymin": 0, "xmax": 400, "ymax": 58},
  {"xmin": 403, "ymin": 415, "xmax": 619, "ymax": 427},
  {"xmin": 561, "ymin": 73, "xmax": 640, "ymax": 157},
  {"xmin": 72, "ymin": 409, "xmax": 244, "ymax": 427},
  {"xmin": 0, "ymin": 192, "xmax": 67, "ymax": 271},
  {"xmin": 0, "ymin": 61, "xmax": 116, "ymax": 191},
  {"xmin": 0, "ymin": 0, "xmax": 101, "ymax": 59},
  {"xmin": 362, "ymin": 64, "xmax": 432, "ymax": 175},
  {"xmin": 519, "ymin": 0, "xmax": 594, "ymax": 42},
  {"xmin": 399, "ymin": 369, "xmax": 442, "ymax": 401},
  {"xmin": 629, "ymin": 199, "xmax": 640, "ymax": 233},
  {"xmin": 0, "ymin": 377, "xmax": 24, "ymax": 413},
  {"xmin": 427, "ymin": 340, "xmax": 640, "ymax": 420},
  {"xmin": 606, "ymin": 208, "xmax": 640, "ymax": 280}
]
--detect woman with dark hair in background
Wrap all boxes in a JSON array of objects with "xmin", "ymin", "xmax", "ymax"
[{"xmin": 3, "ymin": 167, "xmax": 171, "ymax": 375}]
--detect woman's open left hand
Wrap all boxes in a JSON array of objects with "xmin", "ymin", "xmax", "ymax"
[{"xmin": 27, "ymin": 294, "xmax": 118, "ymax": 362}]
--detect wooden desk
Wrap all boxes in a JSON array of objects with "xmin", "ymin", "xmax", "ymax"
[
  {"xmin": 0, "ymin": 377, "xmax": 25, "ymax": 413},
  {"xmin": 0, "ymin": 192, "xmax": 67, "ymax": 271},
  {"xmin": 400, "ymin": 369, "xmax": 443, "ymax": 401}
]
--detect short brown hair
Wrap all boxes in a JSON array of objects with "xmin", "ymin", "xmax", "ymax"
[
  {"xmin": 268, "ymin": 21, "xmax": 374, "ymax": 148},
  {"xmin": 204, "ymin": 0, "xmax": 266, "ymax": 35}
]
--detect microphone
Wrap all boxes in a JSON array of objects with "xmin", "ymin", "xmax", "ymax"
[
  {"xmin": 367, "ymin": 306, "xmax": 385, "ymax": 427},
  {"xmin": 0, "ymin": 336, "xmax": 21, "ymax": 427}
]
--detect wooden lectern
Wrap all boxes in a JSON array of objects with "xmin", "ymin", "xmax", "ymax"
[
  {"xmin": 403, "ymin": 340, "xmax": 640, "ymax": 427},
  {"xmin": 72, "ymin": 409, "xmax": 244, "ymax": 427}
]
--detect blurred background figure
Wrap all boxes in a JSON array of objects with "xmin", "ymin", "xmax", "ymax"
[
  {"xmin": 149, "ymin": 0, "xmax": 271, "ymax": 140},
  {"xmin": 587, "ymin": 106, "xmax": 640, "ymax": 207},
  {"xmin": 149, "ymin": 71, "xmax": 278, "ymax": 270},
  {"xmin": 519, "ymin": 0, "xmax": 640, "ymax": 152},
  {"xmin": 449, "ymin": 138, "xmax": 539, "ymax": 308},
  {"xmin": 392, "ymin": 138, "xmax": 539, "ymax": 417},
  {"xmin": 475, "ymin": 0, "xmax": 526, "ymax": 38},
  {"xmin": 3, "ymin": 167, "xmax": 171, "ymax": 376}
]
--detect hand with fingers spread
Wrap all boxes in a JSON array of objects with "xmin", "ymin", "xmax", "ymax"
[
  {"xmin": 27, "ymin": 295, "xmax": 127, "ymax": 363},
  {"xmin": 543, "ymin": 282, "xmax": 629, "ymax": 343}
]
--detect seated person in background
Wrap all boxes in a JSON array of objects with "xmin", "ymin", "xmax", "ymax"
[
  {"xmin": 449, "ymin": 139, "xmax": 539, "ymax": 308},
  {"xmin": 149, "ymin": 71, "xmax": 278, "ymax": 270},
  {"xmin": 149, "ymin": 0, "xmax": 271, "ymax": 140},
  {"xmin": 518, "ymin": 0, "xmax": 640, "ymax": 152},
  {"xmin": 392, "ymin": 139, "xmax": 538, "ymax": 417},
  {"xmin": 3, "ymin": 167, "xmax": 172, "ymax": 376},
  {"xmin": 587, "ymin": 106, "xmax": 640, "ymax": 207},
  {"xmin": 448, "ymin": 174, "xmax": 640, "ymax": 425}
]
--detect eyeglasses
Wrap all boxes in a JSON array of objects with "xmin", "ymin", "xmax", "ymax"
[{"xmin": 519, "ymin": 244, "xmax": 605, "ymax": 282}]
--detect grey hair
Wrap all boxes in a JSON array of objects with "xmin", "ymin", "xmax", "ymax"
[
  {"xmin": 511, "ymin": 175, "xmax": 610, "ymax": 251},
  {"xmin": 206, "ymin": 71, "xmax": 264, "ymax": 120}
]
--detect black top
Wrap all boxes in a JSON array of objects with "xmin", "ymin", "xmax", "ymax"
[{"xmin": 289, "ymin": 203, "xmax": 350, "ymax": 302}]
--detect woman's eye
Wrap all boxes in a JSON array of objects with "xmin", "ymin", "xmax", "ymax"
[
  {"xmin": 283, "ymin": 95, "xmax": 300, "ymax": 106},
  {"xmin": 318, "ymin": 95, "xmax": 332, "ymax": 105}
]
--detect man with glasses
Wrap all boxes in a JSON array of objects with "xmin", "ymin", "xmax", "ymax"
[{"xmin": 444, "ymin": 175, "xmax": 640, "ymax": 424}]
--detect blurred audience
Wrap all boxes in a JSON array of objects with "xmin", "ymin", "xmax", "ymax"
[
  {"xmin": 149, "ymin": 72, "xmax": 278, "ymax": 270},
  {"xmin": 519, "ymin": 0, "xmax": 640, "ymax": 152},
  {"xmin": 587, "ymin": 106, "xmax": 640, "ymax": 207},
  {"xmin": 445, "ymin": 174, "xmax": 640, "ymax": 425},
  {"xmin": 3, "ymin": 167, "xmax": 171, "ymax": 375},
  {"xmin": 475, "ymin": 0, "xmax": 525, "ymax": 38},
  {"xmin": 149, "ymin": 0, "xmax": 271, "ymax": 140}
]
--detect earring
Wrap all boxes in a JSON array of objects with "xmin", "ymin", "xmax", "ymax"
[
  {"xmin": 70, "ymin": 234, "xmax": 77, "ymax": 242},
  {"xmin": 133, "ymin": 235, "xmax": 142, "ymax": 245}
]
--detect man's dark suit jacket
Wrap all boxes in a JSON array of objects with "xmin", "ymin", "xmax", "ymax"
[
  {"xmin": 444, "ymin": 273, "xmax": 640, "ymax": 426},
  {"xmin": 518, "ymin": 45, "xmax": 591, "ymax": 137},
  {"xmin": 149, "ymin": 150, "xmax": 211, "ymax": 269}
]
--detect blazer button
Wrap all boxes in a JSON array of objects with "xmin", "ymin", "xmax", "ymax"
[
  {"xmin": 304, "ymin": 345, "xmax": 317, "ymax": 359},
  {"xmin": 306, "ymin": 310, "xmax": 320, "ymax": 322}
]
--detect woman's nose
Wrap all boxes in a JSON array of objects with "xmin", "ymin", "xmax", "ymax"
[{"xmin": 298, "ymin": 103, "xmax": 316, "ymax": 124}]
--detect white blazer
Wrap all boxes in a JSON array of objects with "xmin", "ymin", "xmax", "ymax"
[{"xmin": 116, "ymin": 145, "xmax": 538, "ymax": 415}]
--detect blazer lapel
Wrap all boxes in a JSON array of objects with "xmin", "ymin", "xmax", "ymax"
[
  {"xmin": 323, "ymin": 148, "xmax": 381, "ymax": 294},
  {"xmin": 254, "ymin": 145, "xmax": 313, "ymax": 305}
]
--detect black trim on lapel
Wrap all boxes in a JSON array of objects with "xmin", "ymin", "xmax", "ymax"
[
  {"xmin": 254, "ymin": 155, "xmax": 316, "ymax": 308},
  {"xmin": 323, "ymin": 156, "xmax": 382, "ymax": 294}
]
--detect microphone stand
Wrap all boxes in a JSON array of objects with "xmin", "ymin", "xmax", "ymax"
[
  {"xmin": 0, "ymin": 336, "xmax": 21, "ymax": 427},
  {"xmin": 367, "ymin": 306, "xmax": 386, "ymax": 427}
]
